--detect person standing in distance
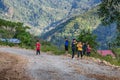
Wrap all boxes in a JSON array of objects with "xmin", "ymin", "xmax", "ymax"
[
  {"xmin": 77, "ymin": 41, "xmax": 83, "ymax": 59},
  {"xmin": 71, "ymin": 39, "xmax": 77, "ymax": 59},
  {"xmin": 82, "ymin": 42, "xmax": 87, "ymax": 56},
  {"xmin": 65, "ymin": 38, "xmax": 69, "ymax": 54},
  {"xmin": 87, "ymin": 44, "xmax": 91, "ymax": 56},
  {"xmin": 36, "ymin": 40, "xmax": 41, "ymax": 55}
]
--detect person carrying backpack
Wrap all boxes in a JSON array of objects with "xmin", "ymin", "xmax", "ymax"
[{"xmin": 36, "ymin": 40, "xmax": 41, "ymax": 55}]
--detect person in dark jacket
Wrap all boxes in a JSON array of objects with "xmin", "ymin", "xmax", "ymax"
[
  {"xmin": 82, "ymin": 42, "xmax": 87, "ymax": 55},
  {"xmin": 71, "ymin": 39, "xmax": 77, "ymax": 59}
]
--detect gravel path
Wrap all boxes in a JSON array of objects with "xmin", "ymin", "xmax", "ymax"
[{"xmin": 0, "ymin": 47, "xmax": 120, "ymax": 80}]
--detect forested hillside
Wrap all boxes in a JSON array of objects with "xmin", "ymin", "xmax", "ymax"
[
  {"xmin": 42, "ymin": 8, "xmax": 100, "ymax": 44},
  {"xmin": 0, "ymin": 0, "xmax": 100, "ymax": 35},
  {"xmin": 42, "ymin": 7, "xmax": 117, "ymax": 49},
  {"xmin": 0, "ymin": 0, "xmax": 117, "ymax": 49}
]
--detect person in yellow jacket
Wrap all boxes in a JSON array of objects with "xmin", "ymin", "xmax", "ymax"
[{"xmin": 77, "ymin": 41, "xmax": 83, "ymax": 59}]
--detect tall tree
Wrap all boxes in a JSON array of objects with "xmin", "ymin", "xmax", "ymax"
[{"xmin": 98, "ymin": 0, "xmax": 120, "ymax": 46}]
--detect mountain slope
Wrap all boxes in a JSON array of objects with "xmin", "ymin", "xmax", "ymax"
[
  {"xmin": 41, "ymin": 7, "xmax": 117, "ymax": 49},
  {"xmin": 41, "ymin": 8, "xmax": 100, "ymax": 43},
  {"xmin": 0, "ymin": 0, "xmax": 100, "ymax": 35}
]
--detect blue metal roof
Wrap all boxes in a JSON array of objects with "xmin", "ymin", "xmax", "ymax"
[{"xmin": 0, "ymin": 38, "xmax": 21, "ymax": 43}]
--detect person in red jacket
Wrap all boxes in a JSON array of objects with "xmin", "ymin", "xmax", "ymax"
[{"xmin": 36, "ymin": 40, "xmax": 41, "ymax": 55}]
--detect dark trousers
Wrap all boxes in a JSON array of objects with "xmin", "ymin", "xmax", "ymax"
[
  {"xmin": 65, "ymin": 45, "xmax": 68, "ymax": 51},
  {"xmin": 72, "ymin": 49, "xmax": 75, "ymax": 58},
  {"xmin": 87, "ymin": 52, "xmax": 90, "ymax": 56},
  {"xmin": 36, "ymin": 50, "xmax": 40, "ymax": 55},
  {"xmin": 78, "ymin": 51, "xmax": 83, "ymax": 58},
  {"xmin": 83, "ymin": 50, "xmax": 86, "ymax": 55}
]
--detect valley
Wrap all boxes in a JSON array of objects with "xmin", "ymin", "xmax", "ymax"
[{"xmin": 0, "ymin": 0, "xmax": 100, "ymax": 35}]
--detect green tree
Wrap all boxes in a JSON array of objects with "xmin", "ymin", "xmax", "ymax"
[
  {"xmin": 14, "ymin": 22, "xmax": 35, "ymax": 48},
  {"xmin": 98, "ymin": 0, "xmax": 120, "ymax": 46},
  {"xmin": 77, "ymin": 29, "xmax": 97, "ymax": 49},
  {"xmin": 0, "ymin": 18, "xmax": 35, "ymax": 49}
]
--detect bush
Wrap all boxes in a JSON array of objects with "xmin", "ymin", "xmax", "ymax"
[
  {"xmin": 112, "ymin": 48, "xmax": 120, "ymax": 62},
  {"xmin": 0, "ymin": 41, "xmax": 15, "ymax": 47},
  {"xmin": 77, "ymin": 29, "xmax": 97, "ymax": 49},
  {"xmin": 40, "ymin": 40, "xmax": 65, "ymax": 55}
]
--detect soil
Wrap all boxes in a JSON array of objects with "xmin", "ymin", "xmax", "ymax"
[{"xmin": 0, "ymin": 52, "xmax": 31, "ymax": 80}]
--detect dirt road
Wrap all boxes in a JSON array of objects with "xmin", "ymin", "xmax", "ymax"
[
  {"xmin": 0, "ymin": 47, "xmax": 120, "ymax": 80},
  {"xmin": 0, "ymin": 52, "xmax": 31, "ymax": 80}
]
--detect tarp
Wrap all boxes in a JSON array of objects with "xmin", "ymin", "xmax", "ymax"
[{"xmin": 97, "ymin": 50, "xmax": 115, "ymax": 57}]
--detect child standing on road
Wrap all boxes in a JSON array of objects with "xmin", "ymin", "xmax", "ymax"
[
  {"xmin": 36, "ymin": 40, "xmax": 41, "ymax": 55},
  {"xmin": 87, "ymin": 44, "xmax": 91, "ymax": 56}
]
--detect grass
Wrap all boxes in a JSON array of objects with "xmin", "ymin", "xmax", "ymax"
[
  {"xmin": 91, "ymin": 50, "xmax": 120, "ymax": 66},
  {"xmin": 112, "ymin": 48, "xmax": 120, "ymax": 62},
  {"xmin": 112, "ymin": 48, "xmax": 120, "ymax": 55},
  {"xmin": 41, "ymin": 45, "xmax": 65, "ymax": 55},
  {"xmin": 40, "ymin": 41, "xmax": 65, "ymax": 55}
]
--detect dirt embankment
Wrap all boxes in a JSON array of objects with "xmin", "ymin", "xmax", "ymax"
[{"xmin": 0, "ymin": 52, "xmax": 31, "ymax": 80}]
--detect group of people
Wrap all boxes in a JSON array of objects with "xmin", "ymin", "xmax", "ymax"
[
  {"xmin": 65, "ymin": 38, "xmax": 91, "ymax": 59},
  {"xmin": 35, "ymin": 39, "xmax": 91, "ymax": 59}
]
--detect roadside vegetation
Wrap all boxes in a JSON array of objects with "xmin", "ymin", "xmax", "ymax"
[
  {"xmin": 0, "ymin": 7, "xmax": 120, "ymax": 67},
  {"xmin": 40, "ymin": 40, "xmax": 65, "ymax": 55},
  {"xmin": 0, "ymin": 18, "xmax": 65, "ymax": 55},
  {"xmin": 0, "ymin": 18, "xmax": 36, "ymax": 49},
  {"xmin": 91, "ymin": 51, "xmax": 120, "ymax": 66}
]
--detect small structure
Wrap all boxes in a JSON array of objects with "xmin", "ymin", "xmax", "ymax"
[
  {"xmin": 0, "ymin": 38, "xmax": 21, "ymax": 44},
  {"xmin": 97, "ymin": 50, "xmax": 115, "ymax": 57}
]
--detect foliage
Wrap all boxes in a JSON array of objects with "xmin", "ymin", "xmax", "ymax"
[
  {"xmin": 91, "ymin": 51, "xmax": 120, "ymax": 66},
  {"xmin": 98, "ymin": 0, "xmax": 120, "ymax": 25},
  {"xmin": 98, "ymin": 0, "xmax": 120, "ymax": 47},
  {"xmin": 42, "ymin": 7, "xmax": 101, "ymax": 48},
  {"xmin": 77, "ymin": 29, "xmax": 97, "ymax": 48},
  {"xmin": 40, "ymin": 40, "xmax": 65, "ymax": 55},
  {"xmin": 112, "ymin": 48, "xmax": 120, "ymax": 61},
  {"xmin": 0, "ymin": 18, "xmax": 64, "ymax": 54},
  {"xmin": 0, "ymin": 18, "xmax": 36, "ymax": 49},
  {"xmin": 0, "ymin": 0, "xmax": 100, "ymax": 35}
]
